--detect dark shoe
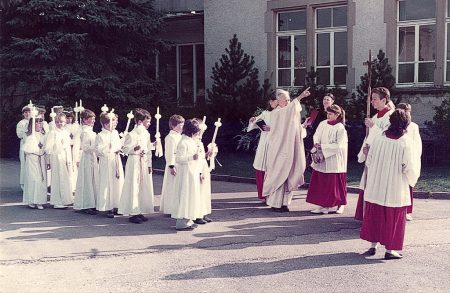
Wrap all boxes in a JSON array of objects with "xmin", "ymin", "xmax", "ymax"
[
  {"xmin": 194, "ymin": 218, "xmax": 207, "ymax": 224},
  {"xmin": 176, "ymin": 226, "xmax": 195, "ymax": 231},
  {"xmin": 203, "ymin": 216, "xmax": 212, "ymax": 223},
  {"xmin": 363, "ymin": 248, "xmax": 377, "ymax": 256},
  {"xmin": 191, "ymin": 223, "xmax": 198, "ymax": 228},
  {"xmin": 271, "ymin": 207, "xmax": 283, "ymax": 212},
  {"xmin": 83, "ymin": 209, "xmax": 97, "ymax": 215},
  {"xmin": 106, "ymin": 212, "xmax": 115, "ymax": 218},
  {"xmin": 137, "ymin": 214, "xmax": 148, "ymax": 222},
  {"xmin": 281, "ymin": 205, "xmax": 290, "ymax": 212},
  {"xmin": 129, "ymin": 215, "xmax": 143, "ymax": 224},
  {"xmin": 113, "ymin": 208, "xmax": 119, "ymax": 215},
  {"xmin": 384, "ymin": 252, "xmax": 403, "ymax": 260}
]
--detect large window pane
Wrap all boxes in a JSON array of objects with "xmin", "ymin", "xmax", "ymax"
[
  {"xmin": 447, "ymin": 62, "xmax": 450, "ymax": 82},
  {"xmin": 447, "ymin": 23, "xmax": 450, "ymax": 61},
  {"xmin": 334, "ymin": 67, "xmax": 347, "ymax": 85},
  {"xmin": 418, "ymin": 62, "xmax": 434, "ymax": 82},
  {"xmin": 278, "ymin": 69, "xmax": 291, "ymax": 86},
  {"xmin": 294, "ymin": 35, "xmax": 306, "ymax": 68},
  {"xmin": 317, "ymin": 8, "xmax": 331, "ymax": 28},
  {"xmin": 317, "ymin": 33, "xmax": 330, "ymax": 66},
  {"xmin": 278, "ymin": 36, "xmax": 291, "ymax": 68},
  {"xmin": 294, "ymin": 69, "xmax": 306, "ymax": 86},
  {"xmin": 399, "ymin": 0, "xmax": 435, "ymax": 21},
  {"xmin": 317, "ymin": 68, "xmax": 330, "ymax": 85},
  {"xmin": 334, "ymin": 32, "xmax": 347, "ymax": 65},
  {"xmin": 179, "ymin": 45, "xmax": 194, "ymax": 106},
  {"xmin": 278, "ymin": 11, "xmax": 306, "ymax": 31},
  {"xmin": 398, "ymin": 63, "xmax": 415, "ymax": 83},
  {"xmin": 448, "ymin": 0, "xmax": 450, "ymax": 17},
  {"xmin": 159, "ymin": 46, "xmax": 177, "ymax": 86},
  {"xmin": 398, "ymin": 26, "xmax": 415, "ymax": 62},
  {"xmin": 333, "ymin": 6, "xmax": 347, "ymax": 27},
  {"xmin": 196, "ymin": 45, "xmax": 205, "ymax": 104},
  {"xmin": 419, "ymin": 25, "xmax": 435, "ymax": 61}
]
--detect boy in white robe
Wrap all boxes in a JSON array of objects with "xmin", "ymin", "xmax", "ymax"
[
  {"xmin": 160, "ymin": 114, "xmax": 184, "ymax": 215},
  {"xmin": 64, "ymin": 111, "xmax": 81, "ymax": 193},
  {"xmin": 17, "ymin": 106, "xmax": 31, "ymax": 190},
  {"xmin": 172, "ymin": 119, "xmax": 203, "ymax": 231},
  {"xmin": 48, "ymin": 106, "xmax": 64, "ymax": 131},
  {"xmin": 22, "ymin": 117, "xmax": 47, "ymax": 209},
  {"xmin": 397, "ymin": 103, "xmax": 422, "ymax": 221},
  {"xmin": 355, "ymin": 87, "xmax": 394, "ymax": 220},
  {"xmin": 45, "ymin": 113, "xmax": 73, "ymax": 208},
  {"xmin": 119, "ymin": 108, "xmax": 154, "ymax": 224},
  {"xmin": 74, "ymin": 109, "xmax": 99, "ymax": 215},
  {"xmin": 96, "ymin": 112, "xmax": 124, "ymax": 218}
]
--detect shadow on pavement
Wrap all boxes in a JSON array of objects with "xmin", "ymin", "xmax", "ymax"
[{"xmin": 164, "ymin": 252, "xmax": 382, "ymax": 280}]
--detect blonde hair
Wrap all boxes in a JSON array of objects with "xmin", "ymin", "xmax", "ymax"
[{"xmin": 276, "ymin": 89, "xmax": 290, "ymax": 100}]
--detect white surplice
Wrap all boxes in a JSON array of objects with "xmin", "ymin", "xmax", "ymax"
[
  {"xmin": 247, "ymin": 110, "xmax": 273, "ymax": 171},
  {"xmin": 22, "ymin": 132, "xmax": 47, "ymax": 205},
  {"xmin": 196, "ymin": 138, "xmax": 211, "ymax": 217},
  {"xmin": 160, "ymin": 130, "xmax": 182, "ymax": 214},
  {"xmin": 45, "ymin": 128, "xmax": 73, "ymax": 206},
  {"xmin": 404, "ymin": 122, "xmax": 422, "ymax": 187},
  {"xmin": 118, "ymin": 125, "xmax": 154, "ymax": 216},
  {"xmin": 172, "ymin": 135, "xmax": 203, "ymax": 220},
  {"xmin": 96, "ymin": 129, "xmax": 124, "ymax": 211},
  {"xmin": 65, "ymin": 123, "xmax": 82, "ymax": 193},
  {"xmin": 16, "ymin": 118, "xmax": 29, "ymax": 188},
  {"xmin": 74, "ymin": 125, "xmax": 99, "ymax": 210}
]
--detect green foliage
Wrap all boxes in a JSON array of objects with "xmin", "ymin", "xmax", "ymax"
[
  {"xmin": 424, "ymin": 98, "xmax": 450, "ymax": 162},
  {"xmin": 234, "ymin": 107, "xmax": 264, "ymax": 153},
  {"xmin": 206, "ymin": 34, "xmax": 271, "ymax": 121},
  {"xmin": 346, "ymin": 49, "xmax": 396, "ymax": 122},
  {"xmin": 0, "ymin": 0, "xmax": 174, "ymax": 156}
]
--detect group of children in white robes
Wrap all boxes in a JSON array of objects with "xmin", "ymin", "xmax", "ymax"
[{"xmin": 18, "ymin": 105, "xmax": 215, "ymax": 230}]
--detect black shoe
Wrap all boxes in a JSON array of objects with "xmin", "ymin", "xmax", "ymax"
[
  {"xmin": 363, "ymin": 248, "xmax": 377, "ymax": 256},
  {"xmin": 83, "ymin": 209, "xmax": 97, "ymax": 215},
  {"xmin": 106, "ymin": 212, "xmax": 115, "ymax": 218},
  {"xmin": 113, "ymin": 208, "xmax": 119, "ymax": 215},
  {"xmin": 271, "ymin": 207, "xmax": 283, "ymax": 212},
  {"xmin": 384, "ymin": 252, "xmax": 403, "ymax": 260},
  {"xmin": 281, "ymin": 205, "xmax": 290, "ymax": 212},
  {"xmin": 129, "ymin": 216, "xmax": 143, "ymax": 224},
  {"xmin": 137, "ymin": 214, "xmax": 148, "ymax": 222},
  {"xmin": 176, "ymin": 226, "xmax": 195, "ymax": 231},
  {"xmin": 203, "ymin": 216, "xmax": 212, "ymax": 223},
  {"xmin": 194, "ymin": 218, "xmax": 207, "ymax": 224}
]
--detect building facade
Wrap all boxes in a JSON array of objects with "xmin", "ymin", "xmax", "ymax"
[{"xmin": 154, "ymin": 0, "xmax": 450, "ymax": 126}]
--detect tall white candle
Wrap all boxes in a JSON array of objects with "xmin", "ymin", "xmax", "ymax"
[
  {"xmin": 202, "ymin": 116, "xmax": 206, "ymax": 124},
  {"xmin": 31, "ymin": 106, "xmax": 36, "ymax": 135},
  {"xmin": 211, "ymin": 118, "xmax": 222, "ymax": 144},
  {"xmin": 154, "ymin": 106, "xmax": 161, "ymax": 134},
  {"xmin": 74, "ymin": 101, "xmax": 79, "ymax": 123},
  {"xmin": 125, "ymin": 110, "xmax": 133, "ymax": 133}
]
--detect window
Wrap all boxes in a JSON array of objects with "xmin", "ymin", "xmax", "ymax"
[
  {"xmin": 446, "ymin": 0, "xmax": 450, "ymax": 82},
  {"xmin": 315, "ymin": 6, "xmax": 347, "ymax": 86},
  {"xmin": 276, "ymin": 10, "xmax": 307, "ymax": 87},
  {"xmin": 397, "ymin": 0, "xmax": 436, "ymax": 84},
  {"xmin": 158, "ymin": 43, "xmax": 204, "ymax": 106}
]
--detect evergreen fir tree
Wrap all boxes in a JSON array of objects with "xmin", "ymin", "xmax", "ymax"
[{"xmin": 207, "ymin": 34, "xmax": 270, "ymax": 121}]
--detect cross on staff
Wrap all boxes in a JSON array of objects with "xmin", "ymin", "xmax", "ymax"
[{"xmin": 363, "ymin": 50, "xmax": 374, "ymax": 138}]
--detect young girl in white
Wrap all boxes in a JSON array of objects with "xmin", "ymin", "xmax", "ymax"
[
  {"xmin": 172, "ymin": 119, "xmax": 204, "ymax": 231},
  {"xmin": 45, "ymin": 113, "xmax": 73, "ymax": 208},
  {"xmin": 74, "ymin": 109, "xmax": 99, "ymax": 215},
  {"xmin": 96, "ymin": 112, "xmax": 124, "ymax": 218},
  {"xmin": 119, "ymin": 108, "xmax": 154, "ymax": 224},
  {"xmin": 22, "ymin": 117, "xmax": 47, "ymax": 209},
  {"xmin": 17, "ymin": 105, "xmax": 31, "ymax": 190},
  {"xmin": 64, "ymin": 111, "xmax": 81, "ymax": 193},
  {"xmin": 160, "ymin": 114, "xmax": 185, "ymax": 215}
]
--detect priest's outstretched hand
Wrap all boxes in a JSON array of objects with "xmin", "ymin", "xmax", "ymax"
[{"xmin": 297, "ymin": 87, "xmax": 311, "ymax": 101}]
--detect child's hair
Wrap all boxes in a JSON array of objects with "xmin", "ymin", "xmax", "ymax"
[
  {"xmin": 326, "ymin": 104, "xmax": 346, "ymax": 125},
  {"xmin": 397, "ymin": 103, "xmax": 412, "ymax": 112},
  {"xmin": 134, "ymin": 108, "xmax": 151, "ymax": 123},
  {"xmin": 26, "ymin": 117, "xmax": 44, "ymax": 135},
  {"xmin": 182, "ymin": 119, "xmax": 201, "ymax": 137},
  {"xmin": 266, "ymin": 92, "xmax": 278, "ymax": 111},
  {"xmin": 372, "ymin": 87, "xmax": 391, "ymax": 102},
  {"xmin": 385, "ymin": 109, "xmax": 409, "ymax": 137},
  {"xmin": 169, "ymin": 114, "xmax": 185, "ymax": 130},
  {"xmin": 80, "ymin": 109, "xmax": 95, "ymax": 122},
  {"xmin": 55, "ymin": 112, "xmax": 66, "ymax": 122},
  {"xmin": 65, "ymin": 110, "xmax": 75, "ymax": 119},
  {"xmin": 22, "ymin": 106, "xmax": 30, "ymax": 113},
  {"xmin": 99, "ymin": 112, "xmax": 111, "ymax": 127},
  {"xmin": 324, "ymin": 93, "xmax": 335, "ymax": 100},
  {"xmin": 53, "ymin": 106, "xmax": 64, "ymax": 114},
  {"xmin": 37, "ymin": 107, "xmax": 46, "ymax": 114}
]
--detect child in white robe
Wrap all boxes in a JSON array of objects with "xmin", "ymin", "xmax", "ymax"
[
  {"xmin": 74, "ymin": 109, "xmax": 99, "ymax": 214},
  {"xmin": 96, "ymin": 112, "xmax": 124, "ymax": 218},
  {"xmin": 160, "ymin": 114, "xmax": 185, "ymax": 215},
  {"xmin": 397, "ymin": 103, "xmax": 422, "ymax": 221},
  {"xmin": 119, "ymin": 108, "xmax": 154, "ymax": 224},
  {"xmin": 64, "ymin": 111, "xmax": 81, "ymax": 193},
  {"xmin": 22, "ymin": 117, "xmax": 47, "ymax": 209},
  {"xmin": 45, "ymin": 113, "xmax": 73, "ymax": 208},
  {"xmin": 17, "ymin": 105, "xmax": 31, "ymax": 190},
  {"xmin": 172, "ymin": 119, "xmax": 203, "ymax": 231}
]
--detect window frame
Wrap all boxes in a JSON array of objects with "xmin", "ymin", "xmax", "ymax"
[
  {"xmin": 445, "ymin": 0, "xmax": 450, "ymax": 83},
  {"xmin": 275, "ymin": 9, "xmax": 307, "ymax": 88},
  {"xmin": 396, "ymin": 0, "xmax": 437, "ymax": 87},
  {"xmin": 314, "ymin": 5, "xmax": 348, "ymax": 87}
]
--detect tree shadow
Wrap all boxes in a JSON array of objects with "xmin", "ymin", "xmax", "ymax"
[{"xmin": 164, "ymin": 252, "xmax": 383, "ymax": 280}]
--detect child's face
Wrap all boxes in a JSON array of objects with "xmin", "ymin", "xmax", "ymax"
[
  {"xmin": 35, "ymin": 121, "xmax": 43, "ymax": 132},
  {"xmin": 269, "ymin": 100, "xmax": 278, "ymax": 109},
  {"xmin": 55, "ymin": 117, "xmax": 66, "ymax": 129},
  {"xmin": 173, "ymin": 122, "xmax": 184, "ymax": 133},
  {"xmin": 141, "ymin": 118, "xmax": 151, "ymax": 129},
  {"xmin": 323, "ymin": 96, "xmax": 334, "ymax": 109},
  {"xmin": 83, "ymin": 117, "xmax": 95, "ymax": 127},
  {"xmin": 66, "ymin": 117, "xmax": 73, "ymax": 124},
  {"xmin": 23, "ymin": 110, "xmax": 31, "ymax": 119},
  {"xmin": 112, "ymin": 118, "xmax": 118, "ymax": 130}
]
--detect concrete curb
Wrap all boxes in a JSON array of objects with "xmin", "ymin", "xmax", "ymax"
[{"xmin": 153, "ymin": 168, "xmax": 450, "ymax": 199}]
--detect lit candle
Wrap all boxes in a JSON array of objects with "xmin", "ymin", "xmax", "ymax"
[
  {"xmin": 74, "ymin": 101, "xmax": 79, "ymax": 123},
  {"xmin": 125, "ymin": 110, "xmax": 133, "ymax": 133},
  {"xmin": 31, "ymin": 106, "xmax": 36, "ymax": 135},
  {"xmin": 202, "ymin": 116, "xmax": 206, "ymax": 124},
  {"xmin": 50, "ymin": 107, "xmax": 56, "ymax": 121},
  {"xmin": 211, "ymin": 118, "xmax": 222, "ymax": 144}
]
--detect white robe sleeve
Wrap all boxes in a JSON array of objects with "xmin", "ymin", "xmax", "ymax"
[
  {"xmin": 247, "ymin": 111, "xmax": 266, "ymax": 132},
  {"xmin": 313, "ymin": 122, "xmax": 324, "ymax": 144},
  {"xmin": 165, "ymin": 136, "xmax": 177, "ymax": 166},
  {"xmin": 81, "ymin": 132, "xmax": 96, "ymax": 153},
  {"xmin": 95, "ymin": 133, "xmax": 110, "ymax": 157},
  {"xmin": 321, "ymin": 126, "xmax": 348, "ymax": 159},
  {"xmin": 44, "ymin": 131, "xmax": 60, "ymax": 155},
  {"xmin": 121, "ymin": 133, "xmax": 136, "ymax": 155},
  {"xmin": 147, "ymin": 138, "xmax": 153, "ymax": 168},
  {"xmin": 22, "ymin": 134, "xmax": 40, "ymax": 154},
  {"xmin": 16, "ymin": 120, "xmax": 28, "ymax": 139},
  {"xmin": 176, "ymin": 141, "xmax": 192, "ymax": 164}
]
